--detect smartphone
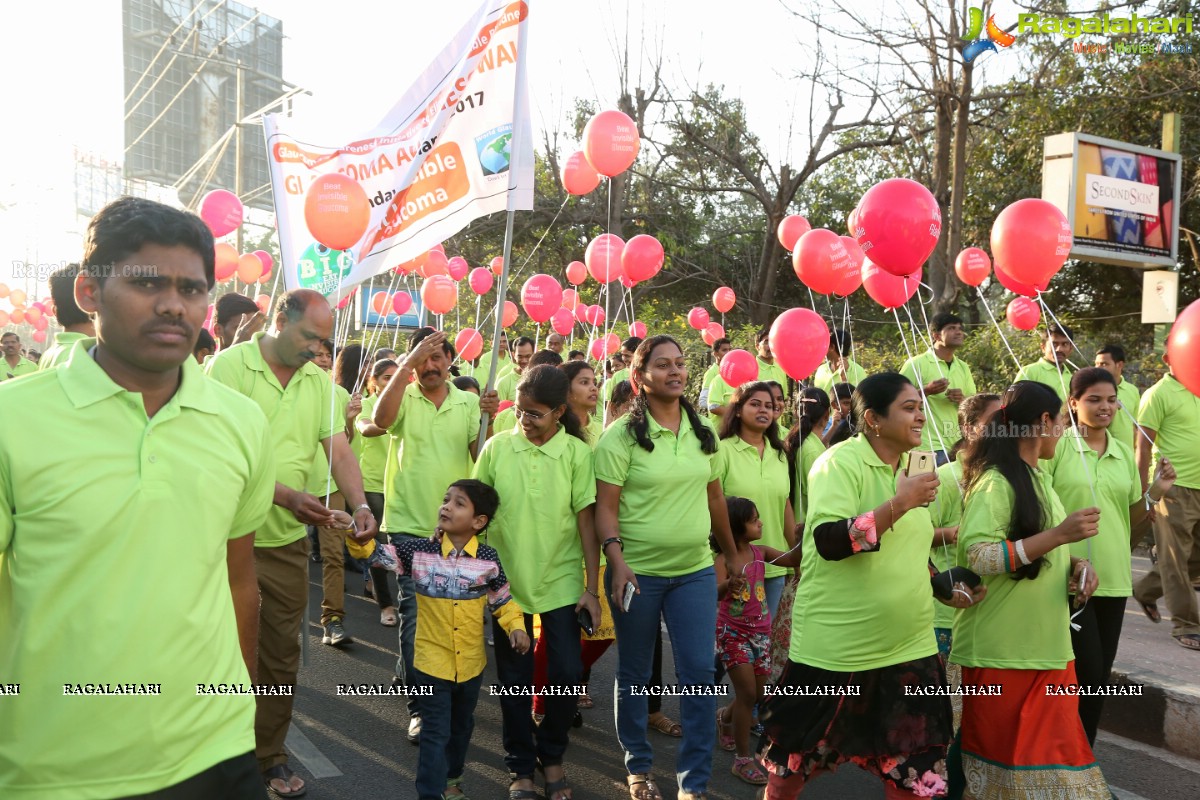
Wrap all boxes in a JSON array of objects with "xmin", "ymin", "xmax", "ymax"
[
  {"xmin": 577, "ymin": 607, "xmax": 595, "ymax": 636},
  {"xmin": 908, "ymin": 450, "xmax": 936, "ymax": 477},
  {"xmin": 622, "ymin": 581, "xmax": 636, "ymax": 612},
  {"xmin": 930, "ymin": 566, "xmax": 982, "ymax": 600}
]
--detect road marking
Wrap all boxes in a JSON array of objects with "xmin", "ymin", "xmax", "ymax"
[
  {"xmin": 285, "ymin": 719, "xmax": 343, "ymax": 778},
  {"xmin": 306, "ymin": 620, "xmax": 400, "ymax": 658},
  {"xmin": 1099, "ymin": 730, "xmax": 1200, "ymax": 776},
  {"xmin": 1110, "ymin": 787, "xmax": 1153, "ymax": 800}
]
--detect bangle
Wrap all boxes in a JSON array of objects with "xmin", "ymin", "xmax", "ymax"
[
  {"xmin": 1015, "ymin": 539, "xmax": 1031, "ymax": 566},
  {"xmin": 586, "ymin": 589, "xmax": 599, "ymax": 598},
  {"xmin": 1144, "ymin": 490, "xmax": 1160, "ymax": 507},
  {"xmin": 355, "ymin": 504, "xmax": 374, "ymax": 516},
  {"xmin": 888, "ymin": 497, "xmax": 896, "ymax": 526},
  {"xmin": 602, "ymin": 537, "xmax": 623, "ymax": 553}
]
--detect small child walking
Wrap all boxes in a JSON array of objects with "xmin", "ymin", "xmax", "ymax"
[{"xmin": 714, "ymin": 496, "xmax": 800, "ymax": 785}]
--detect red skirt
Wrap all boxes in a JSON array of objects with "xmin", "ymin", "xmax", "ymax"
[{"xmin": 959, "ymin": 662, "xmax": 1110, "ymax": 799}]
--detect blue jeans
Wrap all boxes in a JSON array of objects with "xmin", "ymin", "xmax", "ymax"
[
  {"xmin": 764, "ymin": 575, "xmax": 785, "ymax": 623},
  {"xmin": 391, "ymin": 533, "xmax": 421, "ymax": 715},
  {"xmin": 607, "ymin": 566, "xmax": 717, "ymax": 794},
  {"xmin": 412, "ymin": 668, "xmax": 482, "ymax": 800}
]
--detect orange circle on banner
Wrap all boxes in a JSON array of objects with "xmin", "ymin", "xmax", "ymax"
[{"xmin": 305, "ymin": 173, "xmax": 371, "ymax": 251}]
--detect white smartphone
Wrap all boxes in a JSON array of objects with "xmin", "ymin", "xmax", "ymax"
[
  {"xmin": 908, "ymin": 450, "xmax": 936, "ymax": 477},
  {"xmin": 622, "ymin": 581, "xmax": 636, "ymax": 612}
]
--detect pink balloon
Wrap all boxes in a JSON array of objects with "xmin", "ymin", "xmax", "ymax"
[
  {"xmin": 847, "ymin": 206, "xmax": 860, "ymax": 237},
  {"xmin": 687, "ymin": 307, "xmax": 710, "ymax": 330},
  {"xmin": 498, "ymin": 400, "xmax": 515, "ymax": 412},
  {"xmin": 455, "ymin": 328, "xmax": 484, "ymax": 361},
  {"xmin": 33, "ymin": 315, "xmax": 48, "ymax": 332},
  {"xmin": 862, "ymin": 259, "xmax": 923, "ymax": 310},
  {"xmin": 629, "ymin": 320, "xmax": 647, "ymax": 338},
  {"xmin": 1006, "ymin": 297, "xmax": 1041, "ymax": 331},
  {"xmin": 620, "ymin": 276, "xmax": 636, "ymax": 288},
  {"xmin": 551, "ymin": 307, "xmax": 575, "ymax": 336},
  {"xmin": 583, "ymin": 110, "xmax": 640, "ymax": 177},
  {"xmin": 447, "ymin": 256, "xmax": 470, "ymax": 281},
  {"xmin": 702, "ymin": 322, "xmax": 725, "ymax": 346},
  {"xmin": 521, "ymin": 274, "xmax": 564, "ymax": 323},
  {"xmin": 573, "ymin": 303, "xmax": 589, "ymax": 323},
  {"xmin": 955, "ymin": 247, "xmax": 991, "ymax": 288},
  {"xmin": 994, "ymin": 262, "xmax": 1044, "ymax": 298},
  {"xmin": 491, "ymin": 256, "xmax": 505, "ymax": 276},
  {"xmin": 584, "ymin": 305, "xmax": 606, "ymax": 327},
  {"xmin": 255, "ymin": 294, "xmax": 271, "ymax": 314},
  {"xmin": 720, "ymin": 349, "xmax": 760, "ymax": 387},
  {"xmin": 199, "ymin": 189, "xmax": 244, "ymax": 237},
  {"xmin": 561, "ymin": 151, "xmax": 601, "ymax": 195},
  {"xmin": 855, "ymin": 178, "xmax": 941, "ymax": 277},
  {"xmin": 588, "ymin": 332, "xmax": 621, "ymax": 360},
  {"xmin": 712, "ymin": 287, "xmax": 736, "ymax": 314},
  {"xmin": 502, "ymin": 300, "xmax": 519, "ymax": 328},
  {"xmin": 565, "ymin": 260, "xmax": 587, "ymax": 286},
  {"xmin": 419, "ymin": 249, "xmax": 450, "ymax": 278},
  {"xmin": 589, "ymin": 338, "xmax": 607, "ymax": 361},
  {"xmin": 836, "ymin": 236, "xmax": 865, "ymax": 296},
  {"xmin": 392, "ymin": 292, "xmax": 413, "ymax": 316},
  {"xmin": 1167, "ymin": 299, "xmax": 1200, "ymax": 398},
  {"xmin": 777, "ymin": 215, "xmax": 812, "ymax": 251},
  {"xmin": 793, "ymin": 228, "xmax": 855, "ymax": 295},
  {"xmin": 32, "ymin": 329, "xmax": 46, "ymax": 343},
  {"xmin": 622, "ymin": 234, "xmax": 664, "ymax": 282},
  {"xmin": 420, "ymin": 275, "xmax": 458, "ymax": 315},
  {"xmin": 253, "ymin": 250, "xmax": 274, "ymax": 273},
  {"xmin": 585, "ymin": 234, "xmax": 626, "ymax": 283},
  {"xmin": 561, "ymin": 288, "xmax": 579, "ymax": 309},
  {"xmin": 991, "ymin": 198, "xmax": 1072, "ymax": 288},
  {"xmin": 769, "ymin": 308, "xmax": 831, "ymax": 381},
  {"xmin": 468, "ymin": 267, "xmax": 494, "ymax": 295}
]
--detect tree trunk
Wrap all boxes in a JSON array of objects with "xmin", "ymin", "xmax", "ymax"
[{"xmin": 944, "ymin": 60, "xmax": 974, "ymax": 313}]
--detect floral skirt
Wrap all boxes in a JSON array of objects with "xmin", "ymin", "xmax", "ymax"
[
  {"xmin": 759, "ymin": 654, "xmax": 952, "ymax": 797},
  {"xmin": 768, "ymin": 575, "xmax": 799, "ymax": 684}
]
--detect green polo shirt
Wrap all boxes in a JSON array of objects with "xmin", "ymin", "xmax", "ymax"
[
  {"xmin": 791, "ymin": 435, "xmax": 937, "ymax": 670},
  {"xmin": 1, "ymin": 356, "xmax": 37, "ymax": 381},
  {"xmin": 791, "ymin": 432, "xmax": 826, "ymax": 524},
  {"xmin": 1108, "ymin": 378, "xmax": 1141, "ymax": 452},
  {"xmin": 493, "ymin": 405, "xmax": 518, "ymax": 435},
  {"xmin": 358, "ymin": 394, "xmax": 388, "ymax": 494},
  {"xmin": 306, "ymin": 384, "xmax": 351, "ymax": 497},
  {"xmin": 900, "ymin": 350, "xmax": 977, "ymax": 452},
  {"xmin": 1017, "ymin": 358, "xmax": 1073, "ymax": 400},
  {"xmin": 496, "ymin": 368, "xmax": 523, "ymax": 403},
  {"xmin": 715, "ymin": 436, "xmax": 792, "ymax": 579},
  {"xmin": 1138, "ymin": 374, "xmax": 1200, "ymax": 489},
  {"xmin": 595, "ymin": 413, "xmax": 719, "ymax": 577},
  {"xmin": 382, "ymin": 381, "xmax": 481, "ymax": 536},
  {"xmin": 756, "ymin": 357, "xmax": 788, "ymax": 390},
  {"xmin": 603, "ymin": 367, "xmax": 630, "ymax": 403},
  {"xmin": 1045, "ymin": 428, "xmax": 1139, "ymax": 597},
  {"xmin": 581, "ymin": 411, "xmax": 605, "ymax": 448},
  {"xmin": 812, "ymin": 358, "xmax": 868, "ymax": 396},
  {"xmin": 929, "ymin": 461, "xmax": 965, "ymax": 630},
  {"xmin": 38, "ymin": 332, "xmax": 89, "ymax": 370},
  {"xmin": 206, "ymin": 332, "xmax": 334, "ymax": 547},
  {"xmin": 473, "ymin": 427, "xmax": 596, "ymax": 612},
  {"xmin": 0, "ymin": 339, "xmax": 274, "ymax": 799},
  {"xmin": 701, "ymin": 363, "xmax": 721, "ymax": 394},
  {"xmin": 952, "ymin": 467, "xmax": 1071, "ymax": 670},
  {"xmin": 475, "ymin": 350, "xmax": 514, "ymax": 387}
]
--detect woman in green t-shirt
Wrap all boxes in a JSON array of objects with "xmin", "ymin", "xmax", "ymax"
[
  {"xmin": 761, "ymin": 373, "xmax": 982, "ymax": 800},
  {"xmin": 1047, "ymin": 368, "xmax": 1176, "ymax": 747},
  {"xmin": 953, "ymin": 380, "xmax": 1108, "ymax": 798}
]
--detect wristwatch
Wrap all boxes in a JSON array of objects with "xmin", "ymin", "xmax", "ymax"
[{"xmin": 356, "ymin": 503, "xmax": 374, "ymax": 516}]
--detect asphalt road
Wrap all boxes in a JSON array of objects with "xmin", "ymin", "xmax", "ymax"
[{"xmin": 284, "ymin": 562, "xmax": 1200, "ymax": 799}]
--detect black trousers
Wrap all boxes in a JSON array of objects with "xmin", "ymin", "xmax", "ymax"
[
  {"xmin": 1069, "ymin": 594, "xmax": 1126, "ymax": 746},
  {"xmin": 364, "ymin": 492, "xmax": 394, "ymax": 608},
  {"xmin": 117, "ymin": 752, "xmax": 265, "ymax": 800}
]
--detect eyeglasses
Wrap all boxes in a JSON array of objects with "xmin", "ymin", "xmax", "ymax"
[{"xmin": 513, "ymin": 406, "xmax": 549, "ymax": 421}]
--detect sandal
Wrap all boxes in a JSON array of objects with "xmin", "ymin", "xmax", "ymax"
[
  {"xmin": 541, "ymin": 764, "xmax": 572, "ymax": 800},
  {"xmin": 731, "ymin": 755, "xmax": 768, "ymax": 786},
  {"xmin": 1175, "ymin": 634, "xmax": 1200, "ymax": 651},
  {"xmin": 647, "ymin": 711, "xmax": 682, "ymax": 737},
  {"xmin": 444, "ymin": 777, "xmax": 470, "ymax": 800},
  {"xmin": 380, "ymin": 606, "xmax": 398, "ymax": 626},
  {"xmin": 262, "ymin": 764, "xmax": 307, "ymax": 798},
  {"xmin": 577, "ymin": 692, "xmax": 594, "ymax": 709},
  {"xmin": 626, "ymin": 773, "xmax": 663, "ymax": 800},
  {"xmin": 1138, "ymin": 600, "xmax": 1161, "ymax": 623},
  {"xmin": 508, "ymin": 774, "xmax": 539, "ymax": 800},
  {"xmin": 715, "ymin": 707, "xmax": 736, "ymax": 751}
]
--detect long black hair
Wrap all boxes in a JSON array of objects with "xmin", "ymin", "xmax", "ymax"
[
  {"xmin": 516, "ymin": 364, "xmax": 587, "ymax": 443},
  {"xmin": 785, "ymin": 386, "xmax": 830, "ymax": 500},
  {"xmin": 961, "ymin": 381, "xmax": 1062, "ymax": 580},
  {"xmin": 334, "ymin": 343, "xmax": 368, "ymax": 395},
  {"xmin": 718, "ymin": 381, "xmax": 785, "ymax": 456},
  {"xmin": 625, "ymin": 335, "xmax": 717, "ymax": 454}
]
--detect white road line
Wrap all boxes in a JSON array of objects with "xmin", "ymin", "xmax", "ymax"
[
  {"xmin": 306, "ymin": 620, "xmax": 400, "ymax": 658},
  {"xmin": 1099, "ymin": 730, "xmax": 1200, "ymax": 775},
  {"xmin": 285, "ymin": 721, "xmax": 344, "ymax": 778},
  {"xmin": 1110, "ymin": 787, "xmax": 1153, "ymax": 800}
]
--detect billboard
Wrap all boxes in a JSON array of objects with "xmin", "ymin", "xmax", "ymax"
[
  {"xmin": 1042, "ymin": 132, "xmax": 1182, "ymax": 268},
  {"xmin": 358, "ymin": 288, "xmax": 423, "ymax": 330}
]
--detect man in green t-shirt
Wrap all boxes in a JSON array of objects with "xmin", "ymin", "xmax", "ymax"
[
  {"xmin": 900, "ymin": 312, "xmax": 977, "ymax": 462},
  {"xmin": 602, "ymin": 336, "xmax": 642, "ymax": 408},
  {"xmin": 1095, "ymin": 343, "xmax": 1142, "ymax": 450},
  {"xmin": 38, "ymin": 263, "xmax": 96, "ymax": 370},
  {"xmin": 0, "ymin": 332, "xmax": 37, "ymax": 381},
  {"xmin": 811, "ymin": 327, "xmax": 868, "ymax": 396},
  {"xmin": 496, "ymin": 336, "xmax": 535, "ymax": 401},
  {"xmin": 1017, "ymin": 323, "xmax": 1076, "ymax": 400},
  {"xmin": 698, "ymin": 337, "xmax": 731, "ymax": 411}
]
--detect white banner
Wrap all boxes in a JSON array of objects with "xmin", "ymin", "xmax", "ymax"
[
  {"xmin": 264, "ymin": 0, "xmax": 533, "ymax": 297},
  {"xmin": 1084, "ymin": 173, "xmax": 1160, "ymax": 216}
]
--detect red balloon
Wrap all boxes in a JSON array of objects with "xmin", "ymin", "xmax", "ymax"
[
  {"xmin": 777, "ymin": 215, "xmax": 812, "ymax": 251},
  {"xmin": 573, "ymin": 303, "xmax": 589, "ymax": 323},
  {"xmin": 584, "ymin": 305, "xmax": 606, "ymax": 327},
  {"xmin": 622, "ymin": 234, "xmax": 664, "ymax": 282},
  {"xmin": 502, "ymin": 300, "xmax": 519, "ymax": 328},
  {"xmin": 468, "ymin": 267, "xmax": 494, "ymax": 295},
  {"xmin": 455, "ymin": 328, "xmax": 484, "ymax": 361},
  {"xmin": 769, "ymin": 308, "xmax": 830, "ymax": 381},
  {"xmin": 589, "ymin": 332, "xmax": 621, "ymax": 360},
  {"xmin": 551, "ymin": 307, "xmax": 575, "ymax": 336},
  {"xmin": 1167, "ymin": 299, "xmax": 1200, "ymax": 397},
  {"xmin": 847, "ymin": 206, "xmax": 860, "ymax": 237},
  {"xmin": 521, "ymin": 274, "xmax": 564, "ymax": 323},
  {"xmin": 236, "ymin": 253, "xmax": 263, "ymax": 283},
  {"xmin": 702, "ymin": 321, "xmax": 725, "ymax": 346},
  {"xmin": 862, "ymin": 259, "xmax": 923, "ymax": 310},
  {"xmin": 629, "ymin": 320, "xmax": 647, "ymax": 338},
  {"xmin": 855, "ymin": 178, "xmax": 941, "ymax": 277},
  {"xmin": 253, "ymin": 250, "xmax": 274, "ymax": 273},
  {"xmin": 419, "ymin": 249, "xmax": 450, "ymax": 278},
  {"xmin": 392, "ymin": 292, "xmax": 413, "ymax": 316},
  {"xmin": 955, "ymin": 247, "xmax": 992, "ymax": 288},
  {"xmin": 565, "ymin": 260, "xmax": 587, "ymax": 286},
  {"xmin": 31, "ymin": 329, "xmax": 46, "ymax": 343},
  {"xmin": 304, "ymin": 173, "xmax": 371, "ymax": 251},
  {"xmin": 24, "ymin": 307, "xmax": 42, "ymax": 324},
  {"xmin": 583, "ymin": 110, "xmax": 640, "ymax": 177},
  {"xmin": 687, "ymin": 307, "xmax": 710, "ymax": 330},
  {"xmin": 712, "ymin": 287, "xmax": 736, "ymax": 314},
  {"xmin": 491, "ymin": 256, "xmax": 505, "ymax": 276},
  {"xmin": 199, "ymin": 189, "xmax": 244, "ymax": 237},
  {"xmin": 620, "ymin": 276, "xmax": 636, "ymax": 288},
  {"xmin": 420, "ymin": 275, "xmax": 458, "ymax": 315},
  {"xmin": 1006, "ymin": 297, "xmax": 1041, "ymax": 331},
  {"xmin": 835, "ymin": 236, "xmax": 865, "ymax": 296},
  {"xmin": 371, "ymin": 291, "xmax": 391, "ymax": 315},
  {"xmin": 447, "ymin": 256, "xmax": 470, "ymax": 281},
  {"xmin": 561, "ymin": 288, "xmax": 579, "ymax": 309},
  {"xmin": 498, "ymin": 400, "xmax": 515, "ymax": 412},
  {"xmin": 720, "ymin": 349, "xmax": 759, "ymax": 387},
  {"xmin": 793, "ymin": 228, "xmax": 855, "ymax": 295},
  {"xmin": 254, "ymin": 294, "xmax": 270, "ymax": 314},
  {"xmin": 214, "ymin": 243, "xmax": 238, "ymax": 282},
  {"xmin": 994, "ymin": 261, "xmax": 1044, "ymax": 298},
  {"xmin": 585, "ymin": 234, "xmax": 625, "ymax": 283},
  {"xmin": 33, "ymin": 315, "xmax": 48, "ymax": 332},
  {"xmin": 991, "ymin": 198, "xmax": 1071, "ymax": 288},
  {"xmin": 561, "ymin": 150, "xmax": 601, "ymax": 195}
]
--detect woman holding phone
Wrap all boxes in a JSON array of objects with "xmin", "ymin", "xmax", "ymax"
[{"xmin": 594, "ymin": 335, "xmax": 743, "ymax": 800}]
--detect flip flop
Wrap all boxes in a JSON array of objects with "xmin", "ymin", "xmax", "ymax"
[
  {"xmin": 262, "ymin": 764, "xmax": 306, "ymax": 798},
  {"xmin": 1138, "ymin": 600, "xmax": 1161, "ymax": 623},
  {"xmin": 1175, "ymin": 634, "xmax": 1200, "ymax": 651}
]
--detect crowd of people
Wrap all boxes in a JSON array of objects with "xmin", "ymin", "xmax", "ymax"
[{"xmin": 1, "ymin": 196, "xmax": 1198, "ymax": 800}]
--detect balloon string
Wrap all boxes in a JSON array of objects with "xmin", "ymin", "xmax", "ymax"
[{"xmin": 975, "ymin": 286, "xmax": 1025, "ymax": 373}]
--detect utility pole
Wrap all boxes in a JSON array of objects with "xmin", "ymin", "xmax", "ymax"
[{"xmin": 235, "ymin": 59, "xmax": 244, "ymax": 255}]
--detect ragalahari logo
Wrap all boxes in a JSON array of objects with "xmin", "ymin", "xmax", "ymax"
[{"xmin": 961, "ymin": 7, "xmax": 1017, "ymax": 62}]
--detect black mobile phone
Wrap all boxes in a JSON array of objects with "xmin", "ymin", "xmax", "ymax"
[
  {"xmin": 931, "ymin": 566, "xmax": 982, "ymax": 601},
  {"xmin": 577, "ymin": 607, "xmax": 595, "ymax": 636}
]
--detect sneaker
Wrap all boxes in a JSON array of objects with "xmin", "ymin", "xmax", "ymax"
[
  {"xmin": 407, "ymin": 715, "xmax": 422, "ymax": 745},
  {"xmin": 322, "ymin": 616, "xmax": 352, "ymax": 646}
]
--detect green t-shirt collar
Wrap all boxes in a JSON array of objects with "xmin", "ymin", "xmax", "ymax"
[{"xmin": 59, "ymin": 337, "xmax": 218, "ymax": 415}]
